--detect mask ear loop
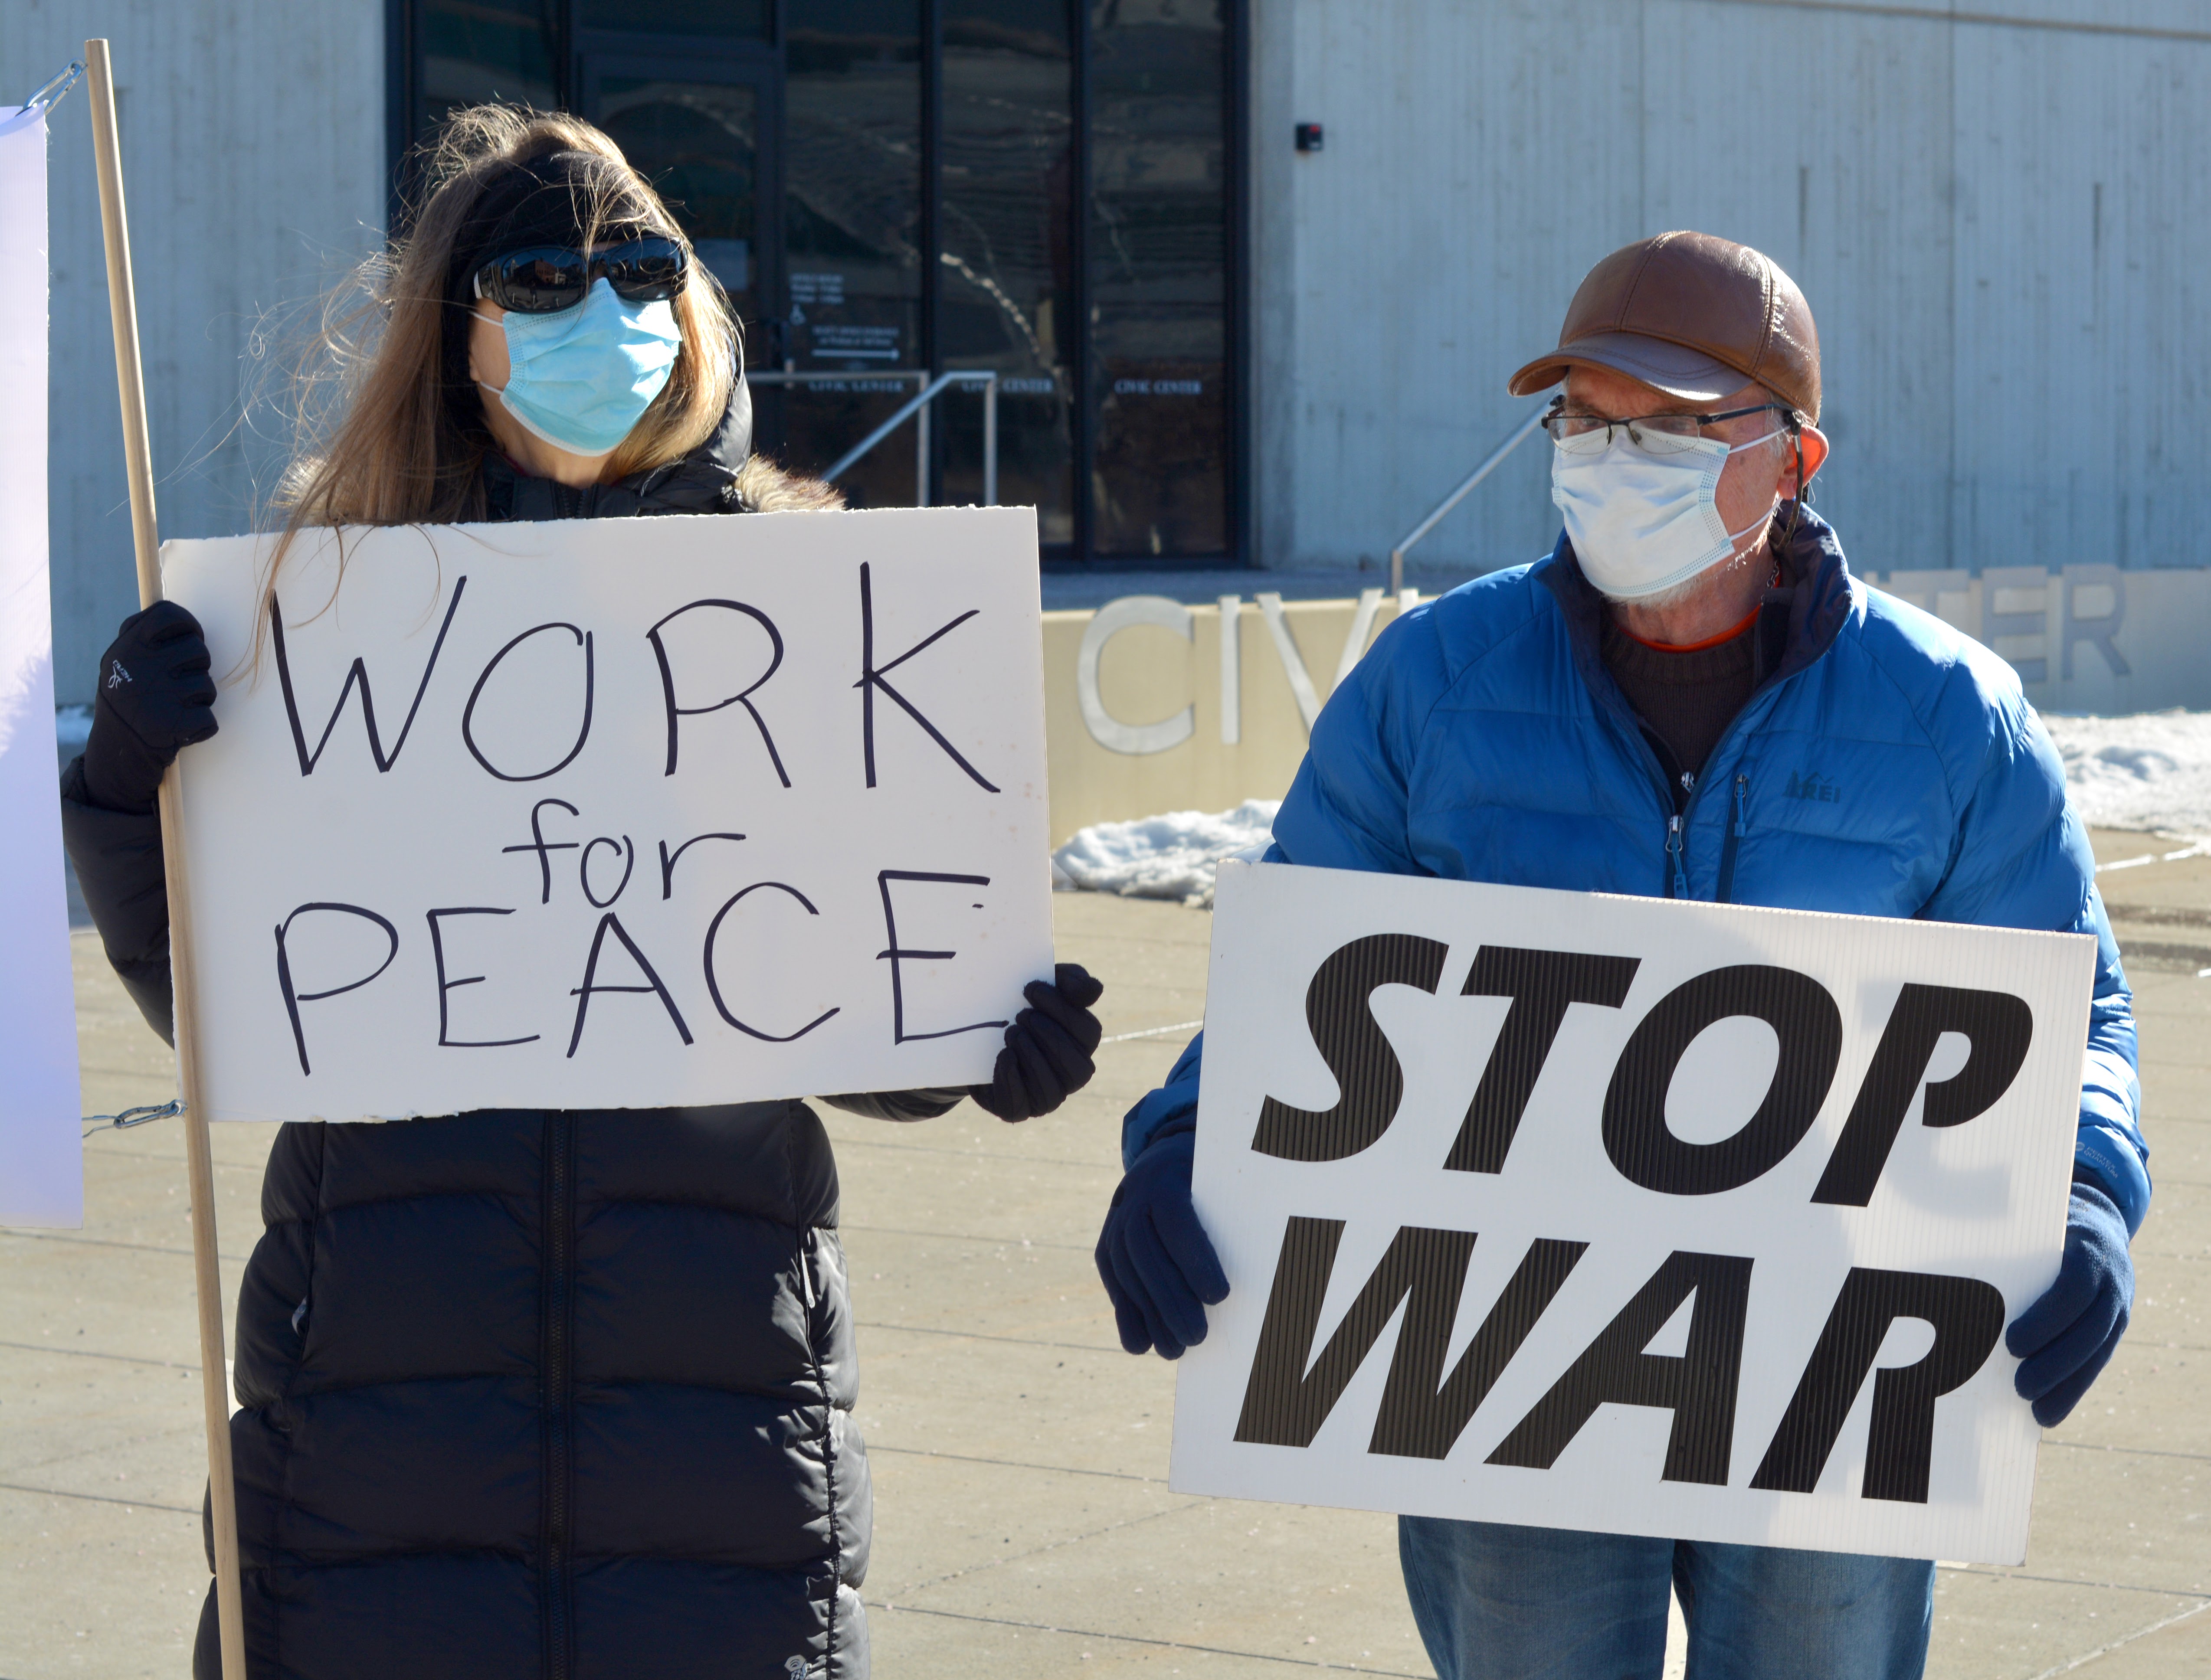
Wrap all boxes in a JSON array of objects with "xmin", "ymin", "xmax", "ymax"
[{"xmin": 1775, "ymin": 412, "xmax": 1807, "ymax": 570}]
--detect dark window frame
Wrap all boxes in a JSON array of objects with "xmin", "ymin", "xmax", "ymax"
[
  {"xmin": 920, "ymin": 0, "xmax": 944, "ymax": 488},
  {"xmin": 575, "ymin": 40, "xmax": 784, "ymax": 366},
  {"xmin": 386, "ymin": 0, "xmax": 1247, "ymax": 567},
  {"xmin": 1067, "ymin": 0, "xmax": 1091, "ymax": 564}
]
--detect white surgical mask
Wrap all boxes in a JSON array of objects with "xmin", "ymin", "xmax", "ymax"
[{"xmin": 1550, "ymin": 424, "xmax": 1783, "ymax": 600}]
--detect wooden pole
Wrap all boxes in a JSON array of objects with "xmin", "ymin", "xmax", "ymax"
[{"xmin": 82, "ymin": 39, "xmax": 248, "ymax": 1680}]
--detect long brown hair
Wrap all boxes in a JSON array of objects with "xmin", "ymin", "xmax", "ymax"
[{"xmin": 264, "ymin": 106, "xmax": 737, "ymax": 575}]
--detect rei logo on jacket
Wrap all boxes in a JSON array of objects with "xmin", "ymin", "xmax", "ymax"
[{"xmin": 1784, "ymin": 770, "xmax": 1840, "ymax": 804}]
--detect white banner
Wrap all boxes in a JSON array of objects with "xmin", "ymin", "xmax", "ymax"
[
  {"xmin": 0, "ymin": 103, "xmax": 83, "ymax": 1229},
  {"xmin": 1172, "ymin": 860, "xmax": 2095, "ymax": 1564},
  {"xmin": 164, "ymin": 507, "xmax": 1053, "ymax": 1122}
]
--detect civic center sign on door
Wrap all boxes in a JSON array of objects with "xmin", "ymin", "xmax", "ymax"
[{"xmin": 1171, "ymin": 860, "xmax": 2093, "ymax": 1564}]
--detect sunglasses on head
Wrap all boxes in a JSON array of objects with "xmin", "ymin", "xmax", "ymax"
[{"xmin": 472, "ymin": 236, "xmax": 689, "ymax": 314}]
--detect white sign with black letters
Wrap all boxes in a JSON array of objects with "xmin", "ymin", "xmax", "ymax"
[
  {"xmin": 1172, "ymin": 860, "xmax": 2094, "ymax": 1563},
  {"xmin": 163, "ymin": 507, "xmax": 1052, "ymax": 1123}
]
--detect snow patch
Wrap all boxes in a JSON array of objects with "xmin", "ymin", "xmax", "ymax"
[
  {"xmin": 2040, "ymin": 711, "xmax": 2211, "ymax": 837},
  {"xmin": 56, "ymin": 704, "xmax": 91, "ymax": 755},
  {"xmin": 1052, "ymin": 800, "xmax": 1280, "ymax": 908},
  {"xmin": 1048, "ymin": 713, "xmax": 2211, "ymax": 912}
]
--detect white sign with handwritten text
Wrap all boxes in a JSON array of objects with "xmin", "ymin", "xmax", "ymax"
[{"xmin": 163, "ymin": 507, "xmax": 1052, "ymax": 1123}]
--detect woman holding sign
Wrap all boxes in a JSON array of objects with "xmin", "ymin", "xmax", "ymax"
[{"xmin": 60, "ymin": 106, "xmax": 1103, "ymax": 1680}]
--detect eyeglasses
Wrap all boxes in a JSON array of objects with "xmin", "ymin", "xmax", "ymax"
[
  {"xmin": 1543, "ymin": 397, "xmax": 1795, "ymax": 457},
  {"xmin": 472, "ymin": 237, "xmax": 689, "ymax": 314}
]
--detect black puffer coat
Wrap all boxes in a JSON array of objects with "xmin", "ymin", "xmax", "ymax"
[{"xmin": 62, "ymin": 401, "xmax": 947, "ymax": 1680}]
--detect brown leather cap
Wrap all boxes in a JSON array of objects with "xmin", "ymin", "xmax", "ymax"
[{"xmin": 1508, "ymin": 232, "xmax": 1821, "ymax": 421}]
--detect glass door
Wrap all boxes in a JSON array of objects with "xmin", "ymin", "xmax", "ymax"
[
  {"xmin": 775, "ymin": 0, "xmax": 927, "ymax": 509},
  {"xmin": 581, "ymin": 55, "xmax": 780, "ymax": 372},
  {"xmin": 580, "ymin": 30, "xmax": 929, "ymax": 507},
  {"xmin": 404, "ymin": 0, "xmax": 1246, "ymax": 559}
]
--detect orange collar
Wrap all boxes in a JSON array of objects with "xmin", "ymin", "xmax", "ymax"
[{"xmin": 1623, "ymin": 603, "xmax": 1762, "ymax": 654}]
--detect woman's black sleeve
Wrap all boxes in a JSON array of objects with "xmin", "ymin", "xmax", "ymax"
[
  {"xmin": 820, "ymin": 1088, "xmax": 966, "ymax": 1123},
  {"xmin": 58, "ymin": 754, "xmax": 176, "ymax": 1045}
]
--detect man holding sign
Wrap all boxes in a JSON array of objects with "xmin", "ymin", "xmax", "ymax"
[{"xmin": 1096, "ymin": 233, "xmax": 2144, "ymax": 1677}]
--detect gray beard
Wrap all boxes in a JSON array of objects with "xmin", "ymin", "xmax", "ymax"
[{"xmin": 1598, "ymin": 523, "xmax": 1773, "ymax": 613}]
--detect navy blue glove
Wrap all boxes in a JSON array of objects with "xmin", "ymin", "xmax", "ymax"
[
  {"xmin": 2007, "ymin": 1179, "xmax": 2133, "ymax": 1426},
  {"xmin": 969, "ymin": 964, "xmax": 1104, "ymax": 1121},
  {"xmin": 1095, "ymin": 1127, "xmax": 1229, "ymax": 1358},
  {"xmin": 81, "ymin": 601, "xmax": 218, "ymax": 813}
]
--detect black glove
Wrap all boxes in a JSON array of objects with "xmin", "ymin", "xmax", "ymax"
[
  {"xmin": 2006, "ymin": 1178, "xmax": 2134, "ymax": 1426},
  {"xmin": 1095, "ymin": 1127, "xmax": 1229, "ymax": 1358},
  {"xmin": 968, "ymin": 963, "xmax": 1104, "ymax": 1121},
  {"xmin": 80, "ymin": 601, "xmax": 217, "ymax": 813}
]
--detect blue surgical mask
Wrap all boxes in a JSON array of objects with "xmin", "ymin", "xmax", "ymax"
[{"xmin": 489, "ymin": 278, "xmax": 682, "ymax": 456}]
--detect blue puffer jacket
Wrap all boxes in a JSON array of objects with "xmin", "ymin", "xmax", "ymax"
[{"xmin": 1124, "ymin": 510, "xmax": 2149, "ymax": 1233}]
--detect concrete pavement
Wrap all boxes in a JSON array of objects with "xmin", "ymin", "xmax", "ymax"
[{"xmin": 3, "ymin": 835, "xmax": 2208, "ymax": 1677}]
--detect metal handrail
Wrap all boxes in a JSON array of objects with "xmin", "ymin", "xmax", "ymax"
[
  {"xmin": 749, "ymin": 366, "xmax": 999, "ymax": 507},
  {"xmin": 1388, "ymin": 403, "xmax": 1547, "ymax": 592},
  {"xmin": 748, "ymin": 369, "xmax": 930, "ymax": 502},
  {"xmin": 823, "ymin": 370, "xmax": 998, "ymax": 506}
]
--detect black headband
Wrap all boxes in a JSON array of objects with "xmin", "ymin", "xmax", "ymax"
[{"xmin": 447, "ymin": 151, "xmax": 660, "ymax": 303}]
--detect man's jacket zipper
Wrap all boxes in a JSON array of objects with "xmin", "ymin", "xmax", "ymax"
[
  {"xmin": 1716, "ymin": 772, "xmax": 1750, "ymax": 903},
  {"xmin": 1581, "ymin": 615, "xmax": 1794, "ymax": 902},
  {"xmin": 1653, "ymin": 693, "xmax": 1775, "ymax": 900}
]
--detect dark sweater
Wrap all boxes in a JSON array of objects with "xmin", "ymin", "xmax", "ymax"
[{"xmin": 1600, "ymin": 612, "xmax": 1759, "ymax": 795}]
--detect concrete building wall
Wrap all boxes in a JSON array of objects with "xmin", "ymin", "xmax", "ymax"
[
  {"xmin": 3, "ymin": 1, "xmax": 385, "ymax": 706},
  {"xmin": 1248, "ymin": 1, "xmax": 2211, "ymax": 582},
  {"xmin": 13, "ymin": 2, "xmax": 2208, "ymax": 696}
]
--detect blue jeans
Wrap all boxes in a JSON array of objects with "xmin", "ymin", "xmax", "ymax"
[{"xmin": 1399, "ymin": 1517, "xmax": 1934, "ymax": 1680}]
